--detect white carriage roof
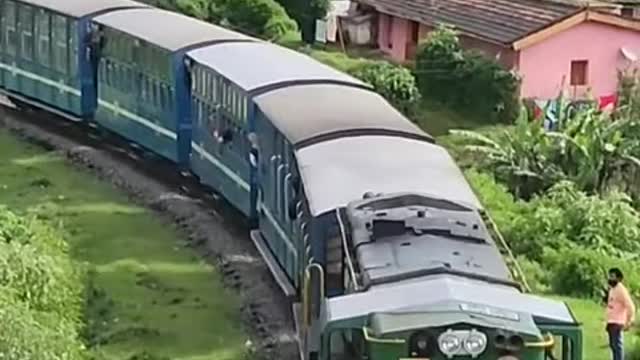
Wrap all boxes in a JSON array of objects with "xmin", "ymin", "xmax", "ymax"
[
  {"xmin": 326, "ymin": 275, "xmax": 577, "ymax": 325},
  {"xmin": 254, "ymin": 84, "xmax": 428, "ymax": 146},
  {"xmin": 19, "ymin": 0, "xmax": 146, "ymax": 18},
  {"xmin": 94, "ymin": 8, "xmax": 253, "ymax": 51},
  {"xmin": 187, "ymin": 42, "xmax": 365, "ymax": 92},
  {"xmin": 296, "ymin": 135, "xmax": 482, "ymax": 216}
]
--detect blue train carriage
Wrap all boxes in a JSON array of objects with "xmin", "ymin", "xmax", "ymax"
[
  {"xmin": 185, "ymin": 42, "xmax": 368, "ymax": 219},
  {"xmin": 90, "ymin": 8, "xmax": 253, "ymax": 165},
  {"xmin": 250, "ymin": 83, "xmax": 584, "ymax": 359},
  {"xmin": 251, "ymin": 83, "xmax": 431, "ymax": 298},
  {"xmin": 0, "ymin": 0, "xmax": 145, "ymax": 119}
]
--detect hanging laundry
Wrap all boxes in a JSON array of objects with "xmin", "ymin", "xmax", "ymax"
[{"xmin": 599, "ymin": 94, "xmax": 617, "ymax": 112}]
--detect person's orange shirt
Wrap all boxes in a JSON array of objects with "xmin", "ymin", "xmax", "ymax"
[{"xmin": 607, "ymin": 283, "xmax": 636, "ymax": 326}]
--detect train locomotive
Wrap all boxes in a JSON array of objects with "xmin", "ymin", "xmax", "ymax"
[{"xmin": 0, "ymin": 1, "xmax": 583, "ymax": 359}]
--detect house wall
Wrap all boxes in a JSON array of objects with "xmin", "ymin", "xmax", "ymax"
[
  {"xmin": 376, "ymin": 13, "xmax": 518, "ymax": 68},
  {"xmin": 377, "ymin": 13, "xmax": 409, "ymax": 60},
  {"xmin": 519, "ymin": 21, "xmax": 640, "ymax": 100}
]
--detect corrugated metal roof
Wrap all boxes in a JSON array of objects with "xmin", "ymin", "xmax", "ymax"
[
  {"xmin": 94, "ymin": 8, "xmax": 253, "ymax": 51},
  {"xmin": 254, "ymin": 84, "xmax": 427, "ymax": 146},
  {"xmin": 19, "ymin": 0, "xmax": 146, "ymax": 18},
  {"xmin": 188, "ymin": 42, "xmax": 364, "ymax": 92},
  {"xmin": 296, "ymin": 136, "xmax": 481, "ymax": 216},
  {"xmin": 356, "ymin": 0, "xmax": 582, "ymax": 44}
]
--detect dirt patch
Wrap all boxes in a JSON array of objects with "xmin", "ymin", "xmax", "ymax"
[{"xmin": 0, "ymin": 102, "xmax": 297, "ymax": 360}]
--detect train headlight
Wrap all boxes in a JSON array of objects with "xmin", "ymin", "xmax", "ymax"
[
  {"xmin": 438, "ymin": 331, "xmax": 462, "ymax": 356},
  {"xmin": 463, "ymin": 330, "xmax": 487, "ymax": 357}
]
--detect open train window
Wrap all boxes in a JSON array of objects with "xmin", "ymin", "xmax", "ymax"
[
  {"xmin": 19, "ymin": 4, "xmax": 34, "ymax": 61},
  {"xmin": 4, "ymin": 0, "xmax": 17, "ymax": 56},
  {"xmin": 52, "ymin": 14, "xmax": 67, "ymax": 74},
  {"xmin": 36, "ymin": 9, "xmax": 49, "ymax": 66},
  {"xmin": 69, "ymin": 20, "xmax": 77, "ymax": 79}
]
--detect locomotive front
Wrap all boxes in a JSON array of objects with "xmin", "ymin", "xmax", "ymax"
[{"xmin": 301, "ymin": 192, "xmax": 582, "ymax": 360}]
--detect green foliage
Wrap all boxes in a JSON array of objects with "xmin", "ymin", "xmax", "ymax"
[
  {"xmin": 140, "ymin": 0, "xmax": 297, "ymax": 40},
  {"xmin": 508, "ymin": 182, "xmax": 640, "ymax": 260},
  {"xmin": 0, "ymin": 288, "xmax": 87, "ymax": 360},
  {"xmin": 453, "ymin": 101, "xmax": 640, "ymax": 200},
  {"xmin": 618, "ymin": 68, "xmax": 640, "ymax": 118},
  {"xmin": 466, "ymin": 170, "xmax": 640, "ymax": 299},
  {"xmin": 221, "ymin": 0, "xmax": 297, "ymax": 40},
  {"xmin": 271, "ymin": 0, "xmax": 329, "ymax": 39},
  {"xmin": 0, "ymin": 207, "xmax": 86, "ymax": 359},
  {"xmin": 349, "ymin": 61, "xmax": 421, "ymax": 115},
  {"xmin": 415, "ymin": 24, "xmax": 520, "ymax": 123}
]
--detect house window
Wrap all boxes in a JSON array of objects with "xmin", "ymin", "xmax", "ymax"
[
  {"xmin": 386, "ymin": 15, "xmax": 392, "ymax": 49},
  {"xmin": 621, "ymin": 7, "xmax": 634, "ymax": 18},
  {"xmin": 410, "ymin": 20, "xmax": 420, "ymax": 42},
  {"xmin": 570, "ymin": 60, "xmax": 588, "ymax": 86}
]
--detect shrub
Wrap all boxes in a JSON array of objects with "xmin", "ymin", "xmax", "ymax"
[
  {"xmin": 220, "ymin": 0, "xmax": 297, "ymax": 40},
  {"xmin": 272, "ymin": 0, "xmax": 329, "ymax": 42},
  {"xmin": 507, "ymin": 182, "xmax": 640, "ymax": 261},
  {"xmin": 141, "ymin": 0, "xmax": 297, "ymax": 40},
  {"xmin": 415, "ymin": 24, "xmax": 520, "ymax": 123},
  {"xmin": 543, "ymin": 246, "xmax": 640, "ymax": 299},
  {"xmin": 349, "ymin": 61, "xmax": 421, "ymax": 115},
  {"xmin": 515, "ymin": 256, "xmax": 550, "ymax": 294},
  {"xmin": 0, "ymin": 288, "xmax": 87, "ymax": 360},
  {"xmin": 467, "ymin": 171, "xmax": 640, "ymax": 298},
  {"xmin": 0, "ymin": 207, "xmax": 87, "ymax": 359}
]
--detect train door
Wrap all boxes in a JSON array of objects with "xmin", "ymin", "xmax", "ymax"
[
  {"xmin": 257, "ymin": 127, "xmax": 300, "ymax": 287},
  {"xmin": 536, "ymin": 325, "xmax": 582, "ymax": 360}
]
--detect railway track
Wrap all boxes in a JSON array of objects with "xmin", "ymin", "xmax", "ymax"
[{"xmin": 0, "ymin": 98, "xmax": 298, "ymax": 360}]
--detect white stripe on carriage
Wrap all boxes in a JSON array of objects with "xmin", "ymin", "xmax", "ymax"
[
  {"xmin": 0, "ymin": 61, "xmax": 177, "ymax": 140},
  {"xmin": 97, "ymin": 99, "xmax": 177, "ymax": 140},
  {"xmin": 0, "ymin": 61, "xmax": 81, "ymax": 96}
]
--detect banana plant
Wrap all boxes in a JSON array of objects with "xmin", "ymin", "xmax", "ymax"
[{"xmin": 450, "ymin": 98, "xmax": 640, "ymax": 200}]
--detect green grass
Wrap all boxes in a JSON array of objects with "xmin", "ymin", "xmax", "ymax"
[
  {"xmin": 551, "ymin": 296, "xmax": 640, "ymax": 360},
  {"xmin": 0, "ymin": 130, "xmax": 247, "ymax": 360}
]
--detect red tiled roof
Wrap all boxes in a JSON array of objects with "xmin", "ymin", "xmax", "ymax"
[{"xmin": 356, "ymin": 0, "xmax": 584, "ymax": 45}]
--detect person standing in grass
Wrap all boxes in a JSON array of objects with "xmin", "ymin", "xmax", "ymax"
[{"xmin": 606, "ymin": 268, "xmax": 636, "ymax": 360}]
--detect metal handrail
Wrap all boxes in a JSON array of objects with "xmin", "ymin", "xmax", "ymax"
[
  {"xmin": 336, "ymin": 208, "xmax": 359, "ymax": 291},
  {"xmin": 362, "ymin": 327, "xmax": 405, "ymax": 344},
  {"xmin": 303, "ymin": 263, "xmax": 325, "ymax": 328},
  {"xmin": 525, "ymin": 333, "xmax": 555, "ymax": 348}
]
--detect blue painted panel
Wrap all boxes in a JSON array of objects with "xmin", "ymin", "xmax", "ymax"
[
  {"xmin": 255, "ymin": 110, "xmax": 305, "ymax": 290},
  {"xmin": 188, "ymin": 63, "xmax": 252, "ymax": 215},
  {"xmin": 94, "ymin": 27, "xmax": 179, "ymax": 162},
  {"xmin": 0, "ymin": 3, "xmax": 84, "ymax": 118},
  {"xmin": 190, "ymin": 95, "xmax": 251, "ymax": 215}
]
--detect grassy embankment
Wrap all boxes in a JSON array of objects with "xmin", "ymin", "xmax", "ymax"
[{"xmin": 0, "ymin": 130, "xmax": 247, "ymax": 360}]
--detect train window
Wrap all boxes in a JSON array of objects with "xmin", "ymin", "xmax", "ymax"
[
  {"xmin": 4, "ymin": 0, "xmax": 16, "ymax": 56},
  {"xmin": 0, "ymin": 0, "xmax": 4, "ymax": 51},
  {"xmin": 36, "ymin": 9, "xmax": 49, "ymax": 66},
  {"xmin": 19, "ymin": 4, "xmax": 34, "ymax": 61},
  {"xmin": 69, "ymin": 20, "xmax": 78, "ymax": 79},
  {"xmin": 213, "ymin": 73, "xmax": 219, "ymax": 103},
  {"xmin": 52, "ymin": 14, "xmax": 67, "ymax": 74}
]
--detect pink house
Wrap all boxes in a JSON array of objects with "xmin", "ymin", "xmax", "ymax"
[{"xmin": 353, "ymin": 0, "xmax": 640, "ymax": 102}]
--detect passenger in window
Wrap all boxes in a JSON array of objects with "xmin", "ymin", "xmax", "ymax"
[{"xmin": 605, "ymin": 267, "xmax": 636, "ymax": 360}]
